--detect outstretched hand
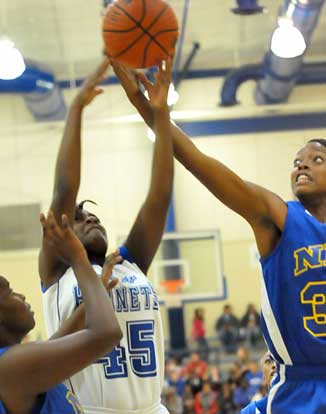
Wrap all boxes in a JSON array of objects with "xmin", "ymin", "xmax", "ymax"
[
  {"xmin": 101, "ymin": 250, "xmax": 122, "ymax": 292},
  {"xmin": 74, "ymin": 57, "xmax": 110, "ymax": 108},
  {"xmin": 111, "ymin": 59, "xmax": 141, "ymax": 99},
  {"xmin": 40, "ymin": 211, "xmax": 87, "ymax": 264},
  {"xmin": 137, "ymin": 59, "xmax": 172, "ymax": 109}
]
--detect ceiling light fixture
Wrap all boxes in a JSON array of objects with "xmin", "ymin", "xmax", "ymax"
[
  {"xmin": 0, "ymin": 38, "xmax": 25, "ymax": 80},
  {"xmin": 271, "ymin": 18, "xmax": 306, "ymax": 58}
]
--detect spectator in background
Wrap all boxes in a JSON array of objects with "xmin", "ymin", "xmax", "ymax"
[
  {"xmin": 166, "ymin": 369, "xmax": 186, "ymax": 397},
  {"xmin": 241, "ymin": 352, "xmax": 277, "ymax": 414},
  {"xmin": 183, "ymin": 383, "xmax": 196, "ymax": 414},
  {"xmin": 186, "ymin": 369, "xmax": 203, "ymax": 396},
  {"xmin": 166, "ymin": 357, "xmax": 182, "ymax": 378},
  {"xmin": 235, "ymin": 346, "xmax": 250, "ymax": 367},
  {"xmin": 208, "ymin": 365, "xmax": 220, "ymax": 391},
  {"xmin": 233, "ymin": 376, "xmax": 251, "ymax": 410},
  {"xmin": 215, "ymin": 304, "xmax": 239, "ymax": 353},
  {"xmin": 218, "ymin": 382, "xmax": 236, "ymax": 414},
  {"xmin": 244, "ymin": 360, "xmax": 263, "ymax": 400},
  {"xmin": 240, "ymin": 303, "xmax": 262, "ymax": 347},
  {"xmin": 192, "ymin": 308, "xmax": 209, "ymax": 357},
  {"xmin": 195, "ymin": 380, "xmax": 218, "ymax": 414},
  {"xmin": 185, "ymin": 351, "xmax": 208, "ymax": 379},
  {"xmin": 163, "ymin": 386, "xmax": 183, "ymax": 414}
]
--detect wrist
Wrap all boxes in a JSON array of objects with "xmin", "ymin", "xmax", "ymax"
[
  {"xmin": 153, "ymin": 105, "xmax": 170, "ymax": 115},
  {"xmin": 71, "ymin": 96, "xmax": 86, "ymax": 111},
  {"xmin": 129, "ymin": 89, "xmax": 145, "ymax": 104},
  {"xmin": 70, "ymin": 250, "xmax": 89, "ymax": 268}
]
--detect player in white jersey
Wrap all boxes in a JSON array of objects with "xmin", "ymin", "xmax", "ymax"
[{"xmin": 40, "ymin": 58, "xmax": 174, "ymax": 414}]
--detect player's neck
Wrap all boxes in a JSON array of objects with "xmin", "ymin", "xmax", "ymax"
[
  {"xmin": 87, "ymin": 253, "xmax": 105, "ymax": 267},
  {"xmin": 0, "ymin": 327, "xmax": 22, "ymax": 347},
  {"xmin": 300, "ymin": 195, "xmax": 326, "ymax": 223}
]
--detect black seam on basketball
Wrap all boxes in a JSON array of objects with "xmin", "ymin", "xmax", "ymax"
[
  {"xmin": 115, "ymin": 0, "xmax": 147, "ymax": 27},
  {"xmin": 104, "ymin": 3, "xmax": 140, "ymax": 32},
  {"xmin": 112, "ymin": 3, "xmax": 171, "ymax": 59},
  {"xmin": 142, "ymin": 29, "xmax": 178, "ymax": 67}
]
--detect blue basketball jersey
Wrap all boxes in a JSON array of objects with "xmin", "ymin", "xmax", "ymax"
[
  {"xmin": 260, "ymin": 201, "xmax": 326, "ymax": 413},
  {"xmin": 0, "ymin": 347, "xmax": 83, "ymax": 414},
  {"xmin": 260, "ymin": 201, "xmax": 326, "ymax": 365},
  {"xmin": 241, "ymin": 397, "xmax": 267, "ymax": 414}
]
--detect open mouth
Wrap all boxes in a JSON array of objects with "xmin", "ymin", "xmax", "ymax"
[
  {"xmin": 87, "ymin": 225, "xmax": 105, "ymax": 235},
  {"xmin": 296, "ymin": 173, "xmax": 311, "ymax": 184}
]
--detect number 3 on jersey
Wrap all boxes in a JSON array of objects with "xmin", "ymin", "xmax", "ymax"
[
  {"xmin": 96, "ymin": 320, "xmax": 157, "ymax": 378},
  {"xmin": 301, "ymin": 281, "xmax": 326, "ymax": 337}
]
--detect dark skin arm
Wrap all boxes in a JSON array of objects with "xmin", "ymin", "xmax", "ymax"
[
  {"xmin": 39, "ymin": 59, "xmax": 110, "ymax": 287},
  {"xmin": 112, "ymin": 63, "xmax": 287, "ymax": 257},
  {"xmin": 50, "ymin": 251, "xmax": 121, "ymax": 339},
  {"xmin": 0, "ymin": 212, "xmax": 122, "ymax": 414},
  {"xmin": 123, "ymin": 60, "xmax": 174, "ymax": 274}
]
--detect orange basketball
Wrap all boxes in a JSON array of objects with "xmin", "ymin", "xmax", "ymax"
[{"xmin": 103, "ymin": 0, "xmax": 179, "ymax": 69}]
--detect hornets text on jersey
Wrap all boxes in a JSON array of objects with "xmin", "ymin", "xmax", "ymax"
[{"xmin": 42, "ymin": 246, "xmax": 167, "ymax": 414}]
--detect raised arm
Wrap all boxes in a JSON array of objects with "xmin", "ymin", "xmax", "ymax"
[
  {"xmin": 50, "ymin": 251, "xmax": 121, "ymax": 339},
  {"xmin": 0, "ymin": 212, "xmax": 122, "ymax": 413},
  {"xmin": 112, "ymin": 63, "xmax": 287, "ymax": 257},
  {"xmin": 39, "ymin": 59, "xmax": 110, "ymax": 286},
  {"xmin": 123, "ymin": 60, "xmax": 174, "ymax": 274}
]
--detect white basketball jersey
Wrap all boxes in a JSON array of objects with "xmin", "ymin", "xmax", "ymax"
[{"xmin": 42, "ymin": 248, "xmax": 167, "ymax": 414}]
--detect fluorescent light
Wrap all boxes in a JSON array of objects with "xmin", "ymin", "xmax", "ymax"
[
  {"xmin": 271, "ymin": 19, "xmax": 306, "ymax": 58},
  {"xmin": 0, "ymin": 39, "xmax": 25, "ymax": 80}
]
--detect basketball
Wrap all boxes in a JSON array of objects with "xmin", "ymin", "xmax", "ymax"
[{"xmin": 103, "ymin": 0, "xmax": 179, "ymax": 69}]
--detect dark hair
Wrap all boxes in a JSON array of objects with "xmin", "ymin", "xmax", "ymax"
[
  {"xmin": 194, "ymin": 308, "xmax": 203, "ymax": 320},
  {"xmin": 75, "ymin": 200, "xmax": 98, "ymax": 219},
  {"xmin": 308, "ymin": 138, "xmax": 326, "ymax": 148}
]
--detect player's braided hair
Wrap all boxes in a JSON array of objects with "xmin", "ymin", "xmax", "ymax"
[
  {"xmin": 308, "ymin": 138, "xmax": 326, "ymax": 147},
  {"xmin": 74, "ymin": 200, "xmax": 98, "ymax": 219}
]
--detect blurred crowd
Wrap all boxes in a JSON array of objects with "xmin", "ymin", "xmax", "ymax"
[
  {"xmin": 162, "ymin": 347, "xmax": 275, "ymax": 414},
  {"xmin": 162, "ymin": 303, "xmax": 269, "ymax": 414}
]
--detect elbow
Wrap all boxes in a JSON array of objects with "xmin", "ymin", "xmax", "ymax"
[
  {"xmin": 113, "ymin": 326, "xmax": 123, "ymax": 345},
  {"xmin": 100, "ymin": 324, "xmax": 123, "ymax": 352}
]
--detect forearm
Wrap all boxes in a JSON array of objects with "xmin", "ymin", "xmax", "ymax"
[
  {"xmin": 130, "ymin": 91, "xmax": 199, "ymax": 171},
  {"xmin": 50, "ymin": 303, "xmax": 85, "ymax": 340},
  {"xmin": 129, "ymin": 91, "xmax": 154, "ymax": 129},
  {"xmin": 71, "ymin": 256, "xmax": 119, "ymax": 335},
  {"xmin": 148, "ymin": 106, "xmax": 173, "ymax": 202},
  {"xmin": 52, "ymin": 101, "xmax": 83, "ymax": 202}
]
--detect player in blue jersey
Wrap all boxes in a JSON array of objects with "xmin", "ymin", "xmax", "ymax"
[
  {"xmin": 0, "ymin": 211, "xmax": 122, "ymax": 414},
  {"xmin": 241, "ymin": 352, "xmax": 276, "ymax": 414},
  {"xmin": 114, "ymin": 62, "xmax": 326, "ymax": 413},
  {"xmin": 40, "ymin": 58, "xmax": 174, "ymax": 413}
]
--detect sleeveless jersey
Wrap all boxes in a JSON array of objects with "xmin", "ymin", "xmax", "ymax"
[
  {"xmin": 241, "ymin": 397, "xmax": 267, "ymax": 414},
  {"xmin": 0, "ymin": 347, "xmax": 83, "ymax": 414},
  {"xmin": 42, "ymin": 247, "xmax": 166, "ymax": 414},
  {"xmin": 260, "ymin": 201, "xmax": 326, "ymax": 366}
]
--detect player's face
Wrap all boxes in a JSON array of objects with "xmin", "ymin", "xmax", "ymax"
[
  {"xmin": 262, "ymin": 352, "xmax": 276, "ymax": 387},
  {"xmin": 291, "ymin": 142, "xmax": 326, "ymax": 199},
  {"xmin": 0, "ymin": 276, "xmax": 35, "ymax": 339},
  {"xmin": 73, "ymin": 209, "xmax": 108, "ymax": 256}
]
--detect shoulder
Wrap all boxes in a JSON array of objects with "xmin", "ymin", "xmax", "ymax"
[
  {"xmin": 0, "ymin": 347, "xmax": 10, "ymax": 358},
  {"xmin": 119, "ymin": 245, "xmax": 135, "ymax": 264},
  {"xmin": 241, "ymin": 401, "xmax": 259, "ymax": 414}
]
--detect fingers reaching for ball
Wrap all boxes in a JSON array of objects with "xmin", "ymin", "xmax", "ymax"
[
  {"xmin": 40, "ymin": 210, "xmax": 87, "ymax": 265},
  {"xmin": 74, "ymin": 58, "xmax": 111, "ymax": 108}
]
